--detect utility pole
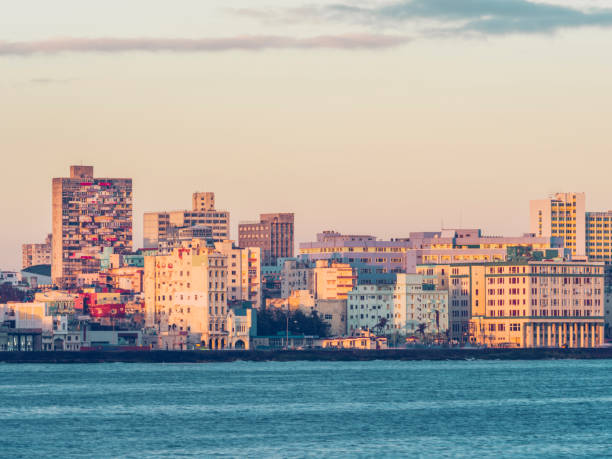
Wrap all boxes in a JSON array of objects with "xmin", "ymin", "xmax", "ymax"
[{"xmin": 286, "ymin": 304, "xmax": 289, "ymax": 350}]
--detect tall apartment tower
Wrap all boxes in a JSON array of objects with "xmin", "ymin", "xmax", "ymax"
[
  {"xmin": 530, "ymin": 192, "xmax": 586, "ymax": 257},
  {"xmin": 22, "ymin": 233, "xmax": 52, "ymax": 269},
  {"xmin": 238, "ymin": 213, "xmax": 294, "ymax": 266},
  {"xmin": 143, "ymin": 192, "xmax": 230, "ymax": 249},
  {"xmin": 52, "ymin": 166, "xmax": 132, "ymax": 288}
]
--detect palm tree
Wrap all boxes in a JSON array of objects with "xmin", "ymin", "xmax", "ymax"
[
  {"xmin": 373, "ymin": 317, "xmax": 388, "ymax": 335},
  {"xmin": 417, "ymin": 322, "xmax": 427, "ymax": 343}
]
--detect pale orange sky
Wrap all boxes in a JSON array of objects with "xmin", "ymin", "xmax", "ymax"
[{"xmin": 2, "ymin": 1, "xmax": 612, "ymax": 269}]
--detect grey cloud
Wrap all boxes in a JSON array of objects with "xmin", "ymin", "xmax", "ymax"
[
  {"xmin": 0, "ymin": 34, "xmax": 409, "ymax": 55},
  {"xmin": 374, "ymin": 0, "xmax": 612, "ymax": 35},
  {"xmin": 245, "ymin": 0, "xmax": 612, "ymax": 36}
]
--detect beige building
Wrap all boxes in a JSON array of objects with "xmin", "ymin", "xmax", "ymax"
[
  {"xmin": 144, "ymin": 240, "xmax": 251, "ymax": 349},
  {"xmin": 320, "ymin": 330, "xmax": 387, "ymax": 350},
  {"xmin": 105, "ymin": 267, "xmax": 144, "ymax": 293},
  {"xmin": 143, "ymin": 192, "xmax": 230, "ymax": 249},
  {"xmin": 22, "ymin": 234, "xmax": 52, "ymax": 269},
  {"xmin": 52, "ymin": 166, "xmax": 132, "ymax": 288},
  {"xmin": 214, "ymin": 240, "xmax": 262, "ymax": 309},
  {"xmin": 313, "ymin": 260, "xmax": 356, "ymax": 300},
  {"xmin": 461, "ymin": 258, "xmax": 605, "ymax": 348},
  {"xmin": 34, "ymin": 291, "xmax": 80, "ymax": 315}
]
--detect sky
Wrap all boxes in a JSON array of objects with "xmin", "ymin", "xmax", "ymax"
[{"xmin": 2, "ymin": 0, "xmax": 612, "ymax": 269}]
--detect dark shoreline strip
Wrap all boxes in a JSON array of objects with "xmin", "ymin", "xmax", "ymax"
[{"xmin": 2, "ymin": 348, "xmax": 612, "ymax": 363}]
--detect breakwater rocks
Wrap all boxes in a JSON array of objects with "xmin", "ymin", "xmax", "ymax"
[{"xmin": 2, "ymin": 347, "xmax": 612, "ymax": 363}]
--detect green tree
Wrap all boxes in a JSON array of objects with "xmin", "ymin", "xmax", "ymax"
[
  {"xmin": 256, "ymin": 308, "xmax": 331, "ymax": 337},
  {"xmin": 0, "ymin": 283, "xmax": 26, "ymax": 303}
]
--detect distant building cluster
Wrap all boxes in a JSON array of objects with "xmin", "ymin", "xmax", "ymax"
[{"xmin": 2, "ymin": 166, "xmax": 611, "ymax": 351}]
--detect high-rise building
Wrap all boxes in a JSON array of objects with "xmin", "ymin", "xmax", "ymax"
[
  {"xmin": 529, "ymin": 192, "xmax": 612, "ymax": 261},
  {"xmin": 530, "ymin": 192, "xmax": 586, "ymax": 256},
  {"xmin": 238, "ymin": 213, "xmax": 294, "ymax": 265},
  {"xmin": 22, "ymin": 234, "xmax": 52, "ymax": 269},
  {"xmin": 52, "ymin": 166, "xmax": 132, "ymax": 288},
  {"xmin": 143, "ymin": 192, "xmax": 230, "ymax": 249}
]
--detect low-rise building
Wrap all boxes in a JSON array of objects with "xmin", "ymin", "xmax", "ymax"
[
  {"xmin": 0, "ymin": 271, "xmax": 21, "ymax": 287},
  {"xmin": 0, "ymin": 302, "xmax": 52, "ymax": 351},
  {"xmin": 21, "ymin": 264, "xmax": 52, "ymax": 288},
  {"xmin": 319, "ymin": 330, "xmax": 387, "ymax": 350}
]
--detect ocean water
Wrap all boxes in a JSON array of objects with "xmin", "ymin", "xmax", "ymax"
[{"xmin": 1, "ymin": 360, "xmax": 611, "ymax": 458}]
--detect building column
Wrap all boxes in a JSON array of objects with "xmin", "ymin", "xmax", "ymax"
[
  {"xmin": 589, "ymin": 323, "xmax": 594, "ymax": 348},
  {"xmin": 574, "ymin": 323, "xmax": 579, "ymax": 348},
  {"xmin": 528, "ymin": 323, "xmax": 534, "ymax": 348},
  {"xmin": 599, "ymin": 324, "xmax": 605, "ymax": 346},
  {"xmin": 569, "ymin": 323, "xmax": 574, "ymax": 348},
  {"xmin": 580, "ymin": 323, "xmax": 585, "ymax": 348},
  {"xmin": 535, "ymin": 323, "xmax": 540, "ymax": 347},
  {"xmin": 547, "ymin": 323, "xmax": 552, "ymax": 347}
]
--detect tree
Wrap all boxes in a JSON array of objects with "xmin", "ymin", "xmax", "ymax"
[
  {"xmin": 373, "ymin": 317, "xmax": 388, "ymax": 335},
  {"xmin": 256, "ymin": 308, "xmax": 331, "ymax": 337},
  {"xmin": 0, "ymin": 283, "xmax": 26, "ymax": 303}
]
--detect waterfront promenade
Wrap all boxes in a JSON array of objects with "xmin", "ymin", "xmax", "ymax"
[{"xmin": 2, "ymin": 347, "xmax": 612, "ymax": 363}]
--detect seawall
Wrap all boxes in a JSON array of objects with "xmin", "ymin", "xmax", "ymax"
[{"xmin": 2, "ymin": 347, "xmax": 612, "ymax": 363}]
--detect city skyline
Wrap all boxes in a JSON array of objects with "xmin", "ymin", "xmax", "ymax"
[{"xmin": 5, "ymin": 165, "xmax": 612, "ymax": 271}]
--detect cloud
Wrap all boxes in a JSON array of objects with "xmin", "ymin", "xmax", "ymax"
[
  {"xmin": 29, "ymin": 78, "xmax": 76, "ymax": 84},
  {"xmin": 239, "ymin": 0, "xmax": 612, "ymax": 36},
  {"xmin": 375, "ymin": 0, "xmax": 612, "ymax": 35},
  {"xmin": 0, "ymin": 34, "xmax": 410, "ymax": 56}
]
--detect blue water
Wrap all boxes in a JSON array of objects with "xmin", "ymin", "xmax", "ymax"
[{"xmin": 1, "ymin": 360, "xmax": 611, "ymax": 458}]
